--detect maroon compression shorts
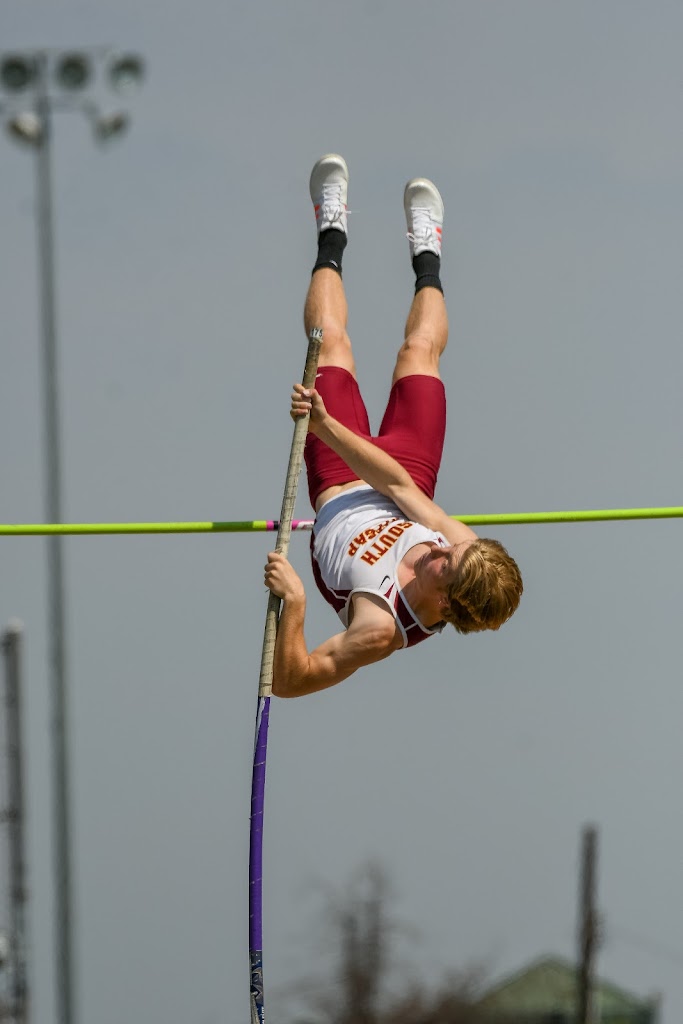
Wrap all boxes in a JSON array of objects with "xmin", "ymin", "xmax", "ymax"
[{"xmin": 304, "ymin": 366, "xmax": 446, "ymax": 509}]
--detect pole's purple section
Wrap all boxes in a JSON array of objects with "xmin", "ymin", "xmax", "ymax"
[{"xmin": 249, "ymin": 695, "xmax": 270, "ymax": 952}]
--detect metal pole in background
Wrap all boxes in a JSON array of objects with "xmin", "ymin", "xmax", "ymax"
[
  {"xmin": 576, "ymin": 824, "xmax": 599, "ymax": 1024},
  {"xmin": 2, "ymin": 621, "xmax": 30, "ymax": 1024},
  {"xmin": 32, "ymin": 62, "xmax": 75, "ymax": 1024}
]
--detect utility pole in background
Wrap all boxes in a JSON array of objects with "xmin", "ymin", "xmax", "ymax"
[
  {"xmin": 0, "ymin": 49, "xmax": 145, "ymax": 1024},
  {"xmin": 577, "ymin": 824, "xmax": 599, "ymax": 1024},
  {"xmin": 2, "ymin": 622, "xmax": 29, "ymax": 1024}
]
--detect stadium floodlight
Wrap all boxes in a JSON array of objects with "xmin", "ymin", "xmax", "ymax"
[
  {"xmin": 1, "ymin": 48, "xmax": 145, "ymax": 1024},
  {"xmin": 108, "ymin": 54, "xmax": 144, "ymax": 94},
  {"xmin": 55, "ymin": 52, "xmax": 91, "ymax": 91},
  {"xmin": 94, "ymin": 111, "xmax": 128, "ymax": 142},
  {"xmin": 1, "ymin": 54, "xmax": 37, "ymax": 92},
  {"xmin": 6, "ymin": 111, "xmax": 43, "ymax": 145}
]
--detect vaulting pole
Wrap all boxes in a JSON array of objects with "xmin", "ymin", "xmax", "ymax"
[{"xmin": 249, "ymin": 328, "xmax": 322, "ymax": 1024}]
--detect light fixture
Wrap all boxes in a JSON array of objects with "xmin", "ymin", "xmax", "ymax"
[
  {"xmin": 1, "ymin": 54, "xmax": 36, "ymax": 92},
  {"xmin": 6, "ymin": 111, "xmax": 43, "ymax": 145},
  {"xmin": 93, "ymin": 111, "xmax": 128, "ymax": 142},
  {"xmin": 55, "ymin": 52, "xmax": 91, "ymax": 91},
  {"xmin": 108, "ymin": 54, "xmax": 145, "ymax": 95}
]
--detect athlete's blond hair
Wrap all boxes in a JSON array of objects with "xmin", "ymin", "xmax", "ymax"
[{"xmin": 443, "ymin": 538, "xmax": 523, "ymax": 634}]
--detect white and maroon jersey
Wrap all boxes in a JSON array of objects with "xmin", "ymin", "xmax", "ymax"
[{"xmin": 310, "ymin": 484, "xmax": 448, "ymax": 649}]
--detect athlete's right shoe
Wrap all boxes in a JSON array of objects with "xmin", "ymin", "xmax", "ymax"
[
  {"xmin": 404, "ymin": 177, "xmax": 444, "ymax": 259},
  {"xmin": 309, "ymin": 154, "xmax": 348, "ymax": 235}
]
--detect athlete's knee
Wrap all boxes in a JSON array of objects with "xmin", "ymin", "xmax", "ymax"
[
  {"xmin": 393, "ymin": 332, "xmax": 443, "ymax": 379},
  {"xmin": 317, "ymin": 317, "xmax": 347, "ymax": 345},
  {"xmin": 317, "ymin": 320, "xmax": 353, "ymax": 363},
  {"xmin": 400, "ymin": 331, "xmax": 443, "ymax": 362}
]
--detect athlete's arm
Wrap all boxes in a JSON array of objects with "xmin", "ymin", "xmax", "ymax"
[
  {"xmin": 292, "ymin": 385, "xmax": 477, "ymax": 548},
  {"xmin": 264, "ymin": 552, "xmax": 400, "ymax": 697}
]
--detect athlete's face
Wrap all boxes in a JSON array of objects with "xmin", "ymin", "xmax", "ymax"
[{"xmin": 415, "ymin": 541, "xmax": 472, "ymax": 596}]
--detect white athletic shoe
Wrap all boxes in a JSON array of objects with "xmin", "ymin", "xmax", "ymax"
[
  {"xmin": 309, "ymin": 153, "xmax": 348, "ymax": 235},
  {"xmin": 404, "ymin": 177, "xmax": 444, "ymax": 259}
]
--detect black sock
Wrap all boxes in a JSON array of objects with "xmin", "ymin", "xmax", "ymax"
[
  {"xmin": 313, "ymin": 228, "xmax": 347, "ymax": 277},
  {"xmin": 412, "ymin": 250, "xmax": 443, "ymax": 295}
]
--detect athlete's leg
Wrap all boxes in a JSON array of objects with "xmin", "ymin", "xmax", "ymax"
[
  {"xmin": 393, "ymin": 178, "xmax": 448, "ymax": 383},
  {"xmin": 304, "ymin": 155, "xmax": 369, "ymax": 508},
  {"xmin": 305, "ymin": 154, "xmax": 355, "ymax": 374},
  {"xmin": 393, "ymin": 285, "xmax": 448, "ymax": 382},
  {"xmin": 373, "ymin": 178, "xmax": 448, "ymax": 497},
  {"xmin": 304, "ymin": 267, "xmax": 355, "ymax": 375}
]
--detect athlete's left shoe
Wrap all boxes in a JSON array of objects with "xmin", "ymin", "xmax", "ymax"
[
  {"xmin": 309, "ymin": 153, "xmax": 349, "ymax": 235},
  {"xmin": 404, "ymin": 177, "xmax": 444, "ymax": 259}
]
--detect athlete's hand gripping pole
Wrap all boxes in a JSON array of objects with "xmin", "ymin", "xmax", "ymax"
[{"xmin": 249, "ymin": 328, "xmax": 323, "ymax": 1024}]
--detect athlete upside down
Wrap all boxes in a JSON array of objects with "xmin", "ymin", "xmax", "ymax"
[{"xmin": 264, "ymin": 155, "xmax": 522, "ymax": 698}]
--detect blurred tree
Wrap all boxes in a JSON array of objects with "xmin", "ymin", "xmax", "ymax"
[{"xmin": 289, "ymin": 862, "xmax": 487, "ymax": 1024}]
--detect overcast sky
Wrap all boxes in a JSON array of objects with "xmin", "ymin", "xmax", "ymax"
[{"xmin": 1, "ymin": 2, "xmax": 682, "ymax": 1022}]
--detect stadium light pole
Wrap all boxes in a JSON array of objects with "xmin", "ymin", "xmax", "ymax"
[{"xmin": 1, "ymin": 48, "xmax": 145, "ymax": 1024}]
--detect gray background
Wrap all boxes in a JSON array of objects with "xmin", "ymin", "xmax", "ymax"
[{"xmin": 1, "ymin": 1, "xmax": 682, "ymax": 1022}]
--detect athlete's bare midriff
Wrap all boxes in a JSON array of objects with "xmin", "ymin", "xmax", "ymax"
[{"xmin": 314, "ymin": 478, "xmax": 364, "ymax": 513}]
